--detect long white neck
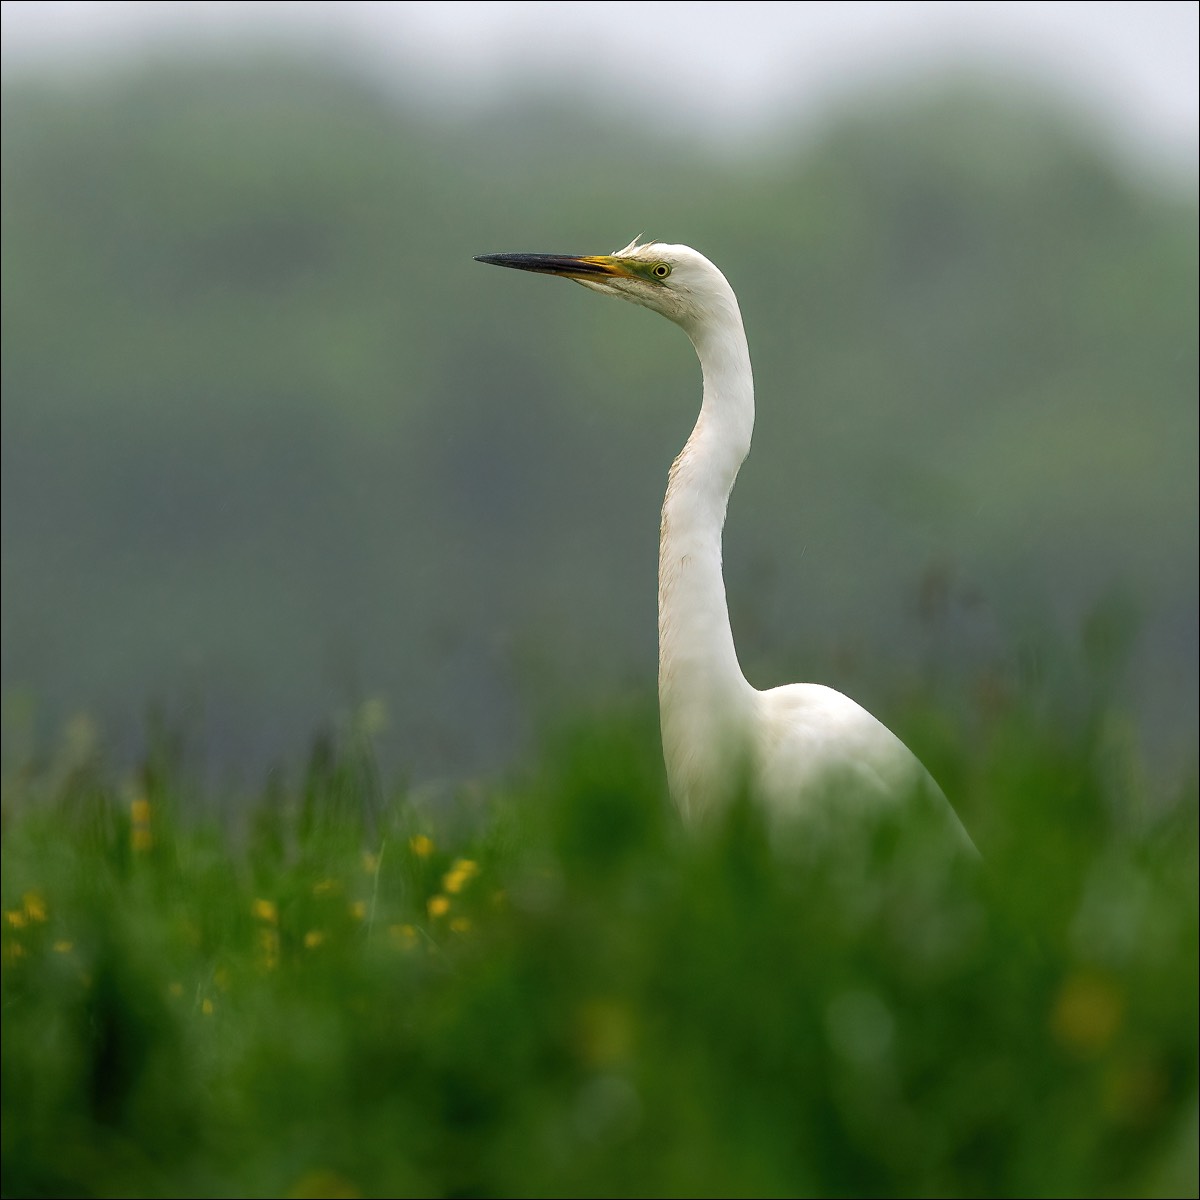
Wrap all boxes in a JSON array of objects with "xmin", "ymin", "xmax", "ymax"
[{"xmin": 658, "ymin": 295, "xmax": 757, "ymax": 819}]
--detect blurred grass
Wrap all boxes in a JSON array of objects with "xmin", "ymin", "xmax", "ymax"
[{"xmin": 2, "ymin": 671, "xmax": 1196, "ymax": 1198}]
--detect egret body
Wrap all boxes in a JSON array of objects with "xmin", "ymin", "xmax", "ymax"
[{"xmin": 476, "ymin": 239, "xmax": 972, "ymax": 847}]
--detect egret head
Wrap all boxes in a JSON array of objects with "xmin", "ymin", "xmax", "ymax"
[{"xmin": 474, "ymin": 237, "xmax": 739, "ymax": 336}]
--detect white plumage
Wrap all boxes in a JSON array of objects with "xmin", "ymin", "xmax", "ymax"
[{"xmin": 477, "ymin": 239, "xmax": 974, "ymax": 851}]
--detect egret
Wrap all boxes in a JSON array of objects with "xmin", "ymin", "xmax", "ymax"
[{"xmin": 476, "ymin": 238, "xmax": 974, "ymax": 849}]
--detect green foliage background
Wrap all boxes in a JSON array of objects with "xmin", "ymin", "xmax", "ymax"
[
  {"xmin": 3, "ymin": 687, "xmax": 1198, "ymax": 1197},
  {"xmin": 2, "ymin": 57, "xmax": 1196, "ymax": 780}
]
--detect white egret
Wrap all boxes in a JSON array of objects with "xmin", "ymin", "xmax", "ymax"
[{"xmin": 476, "ymin": 238, "xmax": 974, "ymax": 849}]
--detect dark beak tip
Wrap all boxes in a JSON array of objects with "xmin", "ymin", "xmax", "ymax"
[{"xmin": 473, "ymin": 251, "xmax": 617, "ymax": 280}]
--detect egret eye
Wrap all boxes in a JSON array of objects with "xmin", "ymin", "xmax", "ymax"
[{"xmin": 652, "ymin": 262, "xmax": 671, "ymax": 279}]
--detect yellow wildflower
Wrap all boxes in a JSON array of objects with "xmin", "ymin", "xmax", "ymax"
[
  {"xmin": 312, "ymin": 878, "xmax": 340, "ymax": 897},
  {"xmin": 287, "ymin": 1167, "xmax": 361, "ymax": 1199},
  {"xmin": 1103, "ymin": 1057, "xmax": 1167, "ymax": 1126},
  {"xmin": 427, "ymin": 894, "xmax": 450, "ymax": 918},
  {"xmin": 443, "ymin": 858, "xmax": 479, "ymax": 895},
  {"xmin": 389, "ymin": 923, "xmax": 418, "ymax": 950},
  {"xmin": 5, "ymin": 910, "xmax": 28, "ymax": 930},
  {"xmin": 1051, "ymin": 973, "xmax": 1123, "ymax": 1057},
  {"xmin": 52, "ymin": 940, "xmax": 73, "ymax": 954},
  {"xmin": 449, "ymin": 917, "xmax": 472, "ymax": 934},
  {"xmin": 201, "ymin": 997, "xmax": 215, "ymax": 1016},
  {"xmin": 410, "ymin": 834, "xmax": 435, "ymax": 858},
  {"xmin": 304, "ymin": 929, "xmax": 325, "ymax": 949},
  {"xmin": 349, "ymin": 900, "xmax": 367, "ymax": 921},
  {"xmin": 22, "ymin": 892, "xmax": 47, "ymax": 922},
  {"xmin": 258, "ymin": 928, "xmax": 280, "ymax": 971},
  {"xmin": 130, "ymin": 798, "xmax": 153, "ymax": 852},
  {"xmin": 253, "ymin": 898, "xmax": 279, "ymax": 925},
  {"xmin": 576, "ymin": 999, "xmax": 634, "ymax": 1067}
]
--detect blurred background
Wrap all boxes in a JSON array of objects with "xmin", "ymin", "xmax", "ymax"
[{"xmin": 1, "ymin": 0, "xmax": 1197, "ymax": 786}]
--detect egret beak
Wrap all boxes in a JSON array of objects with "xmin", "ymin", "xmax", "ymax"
[{"xmin": 474, "ymin": 252, "xmax": 633, "ymax": 280}]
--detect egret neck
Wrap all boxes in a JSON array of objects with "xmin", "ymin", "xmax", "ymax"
[{"xmin": 658, "ymin": 291, "xmax": 758, "ymax": 820}]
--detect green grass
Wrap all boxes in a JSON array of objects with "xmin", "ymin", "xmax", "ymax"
[{"xmin": 2, "ymin": 688, "xmax": 1196, "ymax": 1198}]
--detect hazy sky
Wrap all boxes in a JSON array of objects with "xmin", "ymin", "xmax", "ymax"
[{"xmin": 2, "ymin": 1, "xmax": 1197, "ymax": 180}]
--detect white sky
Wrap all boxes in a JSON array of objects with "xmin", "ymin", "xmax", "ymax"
[{"xmin": 2, "ymin": 1, "xmax": 1197, "ymax": 181}]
